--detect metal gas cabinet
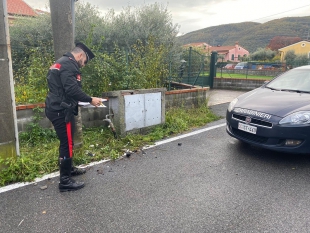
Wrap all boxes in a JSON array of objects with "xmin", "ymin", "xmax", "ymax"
[{"xmin": 102, "ymin": 88, "xmax": 166, "ymax": 136}]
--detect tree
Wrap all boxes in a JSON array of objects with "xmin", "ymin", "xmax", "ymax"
[
  {"xmin": 293, "ymin": 54, "xmax": 309, "ymax": 67},
  {"xmin": 267, "ymin": 36, "xmax": 302, "ymax": 51},
  {"xmin": 10, "ymin": 2, "xmax": 181, "ymax": 103},
  {"xmin": 10, "ymin": 2, "xmax": 104, "ymax": 48},
  {"xmin": 98, "ymin": 3, "xmax": 179, "ymax": 52},
  {"xmin": 130, "ymin": 36, "xmax": 169, "ymax": 88},
  {"xmin": 10, "ymin": 1, "xmax": 180, "ymax": 64},
  {"xmin": 74, "ymin": 2, "xmax": 106, "ymax": 45},
  {"xmin": 284, "ymin": 50, "xmax": 296, "ymax": 68},
  {"xmin": 250, "ymin": 48, "xmax": 276, "ymax": 61},
  {"xmin": 9, "ymin": 14, "xmax": 52, "ymax": 47}
]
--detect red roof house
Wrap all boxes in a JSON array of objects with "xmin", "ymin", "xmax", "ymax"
[
  {"xmin": 183, "ymin": 41, "xmax": 249, "ymax": 62},
  {"xmin": 7, "ymin": 0, "xmax": 37, "ymax": 24},
  {"xmin": 34, "ymin": 8, "xmax": 49, "ymax": 15},
  {"xmin": 183, "ymin": 42, "xmax": 212, "ymax": 53},
  {"xmin": 209, "ymin": 42, "xmax": 249, "ymax": 62}
]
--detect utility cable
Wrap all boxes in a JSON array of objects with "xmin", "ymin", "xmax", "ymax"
[{"xmin": 251, "ymin": 4, "xmax": 310, "ymax": 22}]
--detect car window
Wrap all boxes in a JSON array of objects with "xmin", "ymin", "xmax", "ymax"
[
  {"xmin": 267, "ymin": 70, "xmax": 310, "ymax": 92},
  {"xmin": 236, "ymin": 62, "xmax": 245, "ymax": 66}
]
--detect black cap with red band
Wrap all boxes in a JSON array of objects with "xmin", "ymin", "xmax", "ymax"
[{"xmin": 75, "ymin": 42, "xmax": 95, "ymax": 63}]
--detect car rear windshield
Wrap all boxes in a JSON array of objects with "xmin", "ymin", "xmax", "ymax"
[
  {"xmin": 236, "ymin": 62, "xmax": 247, "ymax": 66},
  {"xmin": 267, "ymin": 69, "xmax": 310, "ymax": 92}
]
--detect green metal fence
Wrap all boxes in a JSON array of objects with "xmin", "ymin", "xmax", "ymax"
[{"xmin": 166, "ymin": 47, "xmax": 212, "ymax": 90}]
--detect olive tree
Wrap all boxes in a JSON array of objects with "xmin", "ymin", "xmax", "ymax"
[
  {"xmin": 74, "ymin": 2, "xmax": 105, "ymax": 45},
  {"xmin": 10, "ymin": 2, "xmax": 180, "ymax": 50},
  {"xmin": 10, "ymin": 2, "xmax": 180, "ymax": 103},
  {"xmin": 9, "ymin": 14, "xmax": 52, "ymax": 47},
  {"xmin": 10, "ymin": 2, "xmax": 104, "ymax": 48},
  {"xmin": 284, "ymin": 50, "xmax": 296, "ymax": 68},
  {"xmin": 98, "ymin": 3, "xmax": 180, "ymax": 52},
  {"xmin": 250, "ymin": 48, "xmax": 276, "ymax": 61},
  {"xmin": 293, "ymin": 54, "xmax": 309, "ymax": 67}
]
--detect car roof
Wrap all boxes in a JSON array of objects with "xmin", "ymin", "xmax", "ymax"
[{"xmin": 294, "ymin": 65, "xmax": 310, "ymax": 70}]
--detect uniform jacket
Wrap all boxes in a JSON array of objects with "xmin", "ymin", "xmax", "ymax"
[{"xmin": 45, "ymin": 52, "xmax": 92, "ymax": 114}]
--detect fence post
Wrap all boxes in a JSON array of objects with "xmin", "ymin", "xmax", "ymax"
[
  {"xmin": 188, "ymin": 47, "xmax": 192, "ymax": 84},
  {"xmin": 209, "ymin": 51, "xmax": 218, "ymax": 89},
  {"xmin": 201, "ymin": 54, "xmax": 205, "ymax": 87}
]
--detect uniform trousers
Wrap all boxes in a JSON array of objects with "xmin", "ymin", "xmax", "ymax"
[{"xmin": 45, "ymin": 110, "xmax": 75, "ymax": 159}]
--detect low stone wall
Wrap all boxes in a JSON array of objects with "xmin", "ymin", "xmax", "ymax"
[
  {"xmin": 165, "ymin": 87, "xmax": 209, "ymax": 108},
  {"xmin": 17, "ymin": 106, "xmax": 51, "ymax": 132},
  {"xmin": 213, "ymin": 77, "xmax": 266, "ymax": 91},
  {"xmin": 16, "ymin": 104, "xmax": 109, "ymax": 133},
  {"xmin": 16, "ymin": 87, "xmax": 209, "ymax": 133},
  {"xmin": 218, "ymin": 68, "xmax": 284, "ymax": 77}
]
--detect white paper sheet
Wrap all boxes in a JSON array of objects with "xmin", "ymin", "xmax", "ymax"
[{"xmin": 78, "ymin": 99, "xmax": 107, "ymax": 108}]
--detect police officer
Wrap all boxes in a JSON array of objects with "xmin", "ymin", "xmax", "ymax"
[{"xmin": 45, "ymin": 42, "xmax": 103, "ymax": 192}]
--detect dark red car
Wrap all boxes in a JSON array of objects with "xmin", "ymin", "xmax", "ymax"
[{"xmin": 223, "ymin": 63, "xmax": 236, "ymax": 69}]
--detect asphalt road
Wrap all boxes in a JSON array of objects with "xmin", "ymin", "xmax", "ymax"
[{"xmin": 1, "ymin": 103, "xmax": 310, "ymax": 233}]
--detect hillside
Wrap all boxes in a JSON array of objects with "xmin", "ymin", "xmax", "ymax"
[{"xmin": 177, "ymin": 16, "xmax": 310, "ymax": 53}]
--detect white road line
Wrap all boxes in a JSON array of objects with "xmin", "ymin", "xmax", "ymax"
[
  {"xmin": 0, "ymin": 159, "xmax": 109, "ymax": 194},
  {"xmin": 143, "ymin": 123, "xmax": 226, "ymax": 149},
  {"xmin": 0, "ymin": 123, "xmax": 226, "ymax": 194}
]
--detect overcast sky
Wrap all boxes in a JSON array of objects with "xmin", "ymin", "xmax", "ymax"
[{"xmin": 24, "ymin": 0, "xmax": 310, "ymax": 35}]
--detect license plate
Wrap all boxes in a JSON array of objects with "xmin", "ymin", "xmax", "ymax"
[{"xmin": 238, "ymin": 122, "xmax": 257, "ymax": 134}]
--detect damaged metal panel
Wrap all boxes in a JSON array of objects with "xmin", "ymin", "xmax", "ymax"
[
  {"xmin": 102, "ymin": 88, "xmax": 166, "ymax": 136},
  {"xmin": 144, "ymin": 92, "xmax": 161, "ymax": 127},
  {"xmin": 124, "ymin": 92, "xmax": 162, "ymax": 131},
  {"xmin": 124, "ymin": 94, "xmax": 145, "ymax": 131}
]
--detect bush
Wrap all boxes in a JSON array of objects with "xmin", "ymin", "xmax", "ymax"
[
  {"xmin": 14, "ymin": 43, "xmax": 54, "ymax": 104},
  {"xmin": 10, "ymin": 2, "xmax": 181, "ymax": 104}
]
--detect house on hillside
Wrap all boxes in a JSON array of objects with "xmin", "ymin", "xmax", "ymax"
[
  {"xmin": 183, "ymin": 42, "xmax": 212, "ymax": 54},
  {"xmin": 183, "ymin": 42, "xmax": 249, "ymax": 62},
  {"xmin": 34, "ymin": 9, "xmax": 50, "ymax": 15},
  {"xmin": 278, "ymin": 40, "xmax": 310, "ymax": 62},
  {"xmin": 209, "ymin": 42, "xmax": 249, "ymax": 62},
  {"xmin": 7, "ymin": 0, "xmax": 37, "ymax": 24}
]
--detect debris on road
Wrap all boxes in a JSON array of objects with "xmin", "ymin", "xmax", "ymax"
[{"xmin": 40, "ymin": 185, "xmax": 48, "ymax": 190}]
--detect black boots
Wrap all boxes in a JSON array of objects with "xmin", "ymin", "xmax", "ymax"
[{"xmin": 59, "ymin": 158, "xmax": 85, "ymax": 192}]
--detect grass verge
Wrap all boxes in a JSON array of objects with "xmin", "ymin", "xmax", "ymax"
[
  {"xmin": 216, "ymin": 73, "xmax": 274, "ymax": 80},
  {"xmin": 0, "ymin": 100, "xmax": 221, "ymax": 187}
]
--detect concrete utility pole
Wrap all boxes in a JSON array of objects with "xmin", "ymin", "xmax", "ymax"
[
  {"xmin": 0, "ymin": 0, "xmax": 20, "ymax": 165},
  {"xmin": 49, "ymin": 0, "xmax": 76, "ymax": 60},
  {"xmin": 49, "ymin": 0, "xmax": 83, "ymax": 147}
]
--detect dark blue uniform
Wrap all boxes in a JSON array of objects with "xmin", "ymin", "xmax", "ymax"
[{"xmin": 45, "ymin": 52, "xmax": 92, "ymax": 159}]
